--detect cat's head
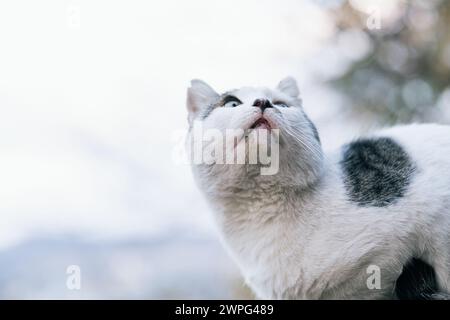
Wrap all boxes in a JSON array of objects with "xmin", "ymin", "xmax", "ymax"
[{"xmin": 186, "ymin": 77, "xmax": 324, "ymax": 189}]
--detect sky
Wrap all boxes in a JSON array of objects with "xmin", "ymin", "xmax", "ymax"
[{"xmin": 0, "ymin": 0, "xmax": 345, "ymax": 248}]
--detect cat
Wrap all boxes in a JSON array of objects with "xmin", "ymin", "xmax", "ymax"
[{"xmin": 185, "ymin": 77, "xmax": 450, "ymax": 299}]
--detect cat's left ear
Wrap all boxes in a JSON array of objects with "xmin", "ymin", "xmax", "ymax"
[
  {"xmin": 186, "ymin": 79, "xmax": 219, "ymax": 123},
  {"xmin": 277, "ymin": 77, "xmax": 299, "ymax": 98}
]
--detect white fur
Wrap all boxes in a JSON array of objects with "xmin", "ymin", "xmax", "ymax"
[{"xmin": 186, "ymin": 78, "xmax": 450, "ymax": 299}]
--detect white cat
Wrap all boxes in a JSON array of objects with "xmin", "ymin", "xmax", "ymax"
[{"xmin": 186, "ymin": 77, "xmax": 450, "ymax": 299}]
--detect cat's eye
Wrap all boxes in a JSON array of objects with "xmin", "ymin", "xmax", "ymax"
[
  {"xmin": 222, "ymin": 96, "xmax": 242, "ymax": 108},
  {"xmin": 273, "ymin": 101, "xmax": 289, "ymax": 108},
  {"xmin": 224, "ymin": 101, "xmax": 240, "ymax": 108}
]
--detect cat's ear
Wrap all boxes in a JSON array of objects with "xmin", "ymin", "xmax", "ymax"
[
  {"xmin": 277, "ymin": 77, "xmax": 299, "ymax": 98},
  {"xmin": 187, "ymin": 79, "xmax": 219, "ymax": 122}
]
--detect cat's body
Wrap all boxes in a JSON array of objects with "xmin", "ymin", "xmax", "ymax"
[{"xmin": 186, "ymin": 77, "xmax": 450, "ymax": 299}]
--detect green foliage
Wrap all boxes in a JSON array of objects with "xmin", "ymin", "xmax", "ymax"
[{"xmin": 327, "ymin": 0, "xmax": 450, "ymax": 124}]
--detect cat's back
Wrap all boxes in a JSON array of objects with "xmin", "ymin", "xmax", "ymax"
[
  {"xmin": 376, "ymin": 123, "xmax": 450, "ymax": 181},
  {"xmin": 336, "ymin": 122, "xmax": 450, "ymax": 213},
  {"xmin": 314, "ymin": 123, "xmax": 450, "ymax": 299},
  {"xmin": 376, "ymin": 123, "xmax": 450, "ymax": 156},
  {"xmin": 339, "ymin": 123, "xmax": 450, "ymax": 179}
]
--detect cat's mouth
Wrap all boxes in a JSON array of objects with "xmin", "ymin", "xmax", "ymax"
[{"xmin": 250, "ymin": 118, "xmax": 272, "ymax": 130}]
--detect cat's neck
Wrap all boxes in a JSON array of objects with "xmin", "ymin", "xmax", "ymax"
[
  {"xmin": 208, "ymin": 174, "xmax": 323, "ymax": 297},
  {"xmin": 205, "ymin": 164, "xmax": 325, "ymax": 242},
  {"xmin": 194, "ymin": 158, "xmax": 330, "ymax": 246}
]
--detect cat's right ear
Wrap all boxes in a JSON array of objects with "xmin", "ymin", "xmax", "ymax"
[
  {"xmin": 186, "ymin": 79, "xmax": 219, "ymax": 123},
  {"xmin": 277, "ymin": 77, "xmax": 300, "ymax": 98}
]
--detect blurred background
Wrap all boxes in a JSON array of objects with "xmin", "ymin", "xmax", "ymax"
[{"xmin": 0, "ymin": 0, "xmax": 449, "ymax": 298}]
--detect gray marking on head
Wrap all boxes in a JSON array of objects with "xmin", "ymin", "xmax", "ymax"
[
  {"xmin": 199, "ymin": 90, "xmax": 237, "ymax": 120},
  {"xmin": 199, "ymin": 103, "xmax": 216, "ymax": 120},
  {"xmin": 302, "ymin": 111, "xmax": 320, "ymax": 144},
  {"xmin": 340, "ymin": 137, "xmax": 415, "ymax": 207}
]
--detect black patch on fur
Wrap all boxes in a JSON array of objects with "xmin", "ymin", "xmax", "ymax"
[
  {"xmin": 340, "ymin": 137, "xmax": 415, "ymax": 207},
  {"xmin": 395, "ymin": 258, "xmax": 450, "ymax": 300}
]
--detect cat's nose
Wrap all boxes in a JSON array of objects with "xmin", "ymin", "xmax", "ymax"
[{"xmin": 253, "ymin": 99, "xmax": 273, "ymax": 112}]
